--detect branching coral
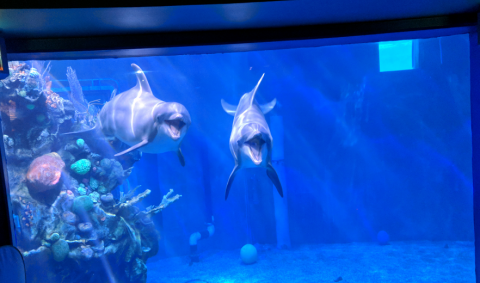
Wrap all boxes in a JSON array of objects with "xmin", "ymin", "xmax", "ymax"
[{"xmin": 145, "ymin": 189, "xmax": 182, "ymax": 215}]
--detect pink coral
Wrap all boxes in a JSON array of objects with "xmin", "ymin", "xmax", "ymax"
[{"xmin": 26, "ymin": 153, "xmax": 65, "ymax": 192}]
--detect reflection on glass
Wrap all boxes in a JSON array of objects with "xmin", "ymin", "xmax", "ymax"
[{"xmin": 0, "ymin": 34, "xmax": 473, "ymax": 283}]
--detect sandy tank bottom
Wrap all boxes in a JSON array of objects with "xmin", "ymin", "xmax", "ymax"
[{"xmin": 146, "ymin": 241, "xmax": 474, "ymax": 283}]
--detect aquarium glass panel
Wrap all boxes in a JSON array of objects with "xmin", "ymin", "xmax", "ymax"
[{"xmin": 0, "ymin": 33, "xmax": 473, "ymax": 283}]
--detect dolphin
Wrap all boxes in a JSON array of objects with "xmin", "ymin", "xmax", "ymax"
[
  {"xmin": 221, "ymin": 74, "xmax": 283, "ymax": 200},
  {"xmin": 64, "ymin": 64, "xmax": 191, "ymax": 166}
]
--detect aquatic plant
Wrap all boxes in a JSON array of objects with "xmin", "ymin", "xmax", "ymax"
[{"xmin": 66, "ymin": 67, "xmax": 88, "ymax": 114}]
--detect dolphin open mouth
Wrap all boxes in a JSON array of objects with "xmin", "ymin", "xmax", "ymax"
[
  {"xmin": 165, "ymin": 118, "xmax": 186, "ymax": 140},
  {"xmin": 245, "ymin": 135, "xmax": 265, "ymax": 165}
]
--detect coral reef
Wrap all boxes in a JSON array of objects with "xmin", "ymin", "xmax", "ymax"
[
  {"xmin": 2, "ymin": 62, "xmax": 181, "ymax": 283},
  {"xmin": 71, "ymin": 159, "xmax": 91, "ymax": 175},
  {"xmin": 26, "ymin": 152, "xmax": 64, "ymax": 193}
]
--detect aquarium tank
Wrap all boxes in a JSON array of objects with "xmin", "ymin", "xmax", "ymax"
[{"xmin": 0, "ymin": 33, "xmax": 473, "ymax": 283}]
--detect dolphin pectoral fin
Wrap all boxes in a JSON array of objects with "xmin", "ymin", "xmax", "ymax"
[
  {"xmin": 260, "ymin": 98, "xmax": 277, "ymax": 114},
  {"xmin": 60, "ymin": 123, "xmax": 98, "ymax": 136},
  {"xmin": 114, "ymin": 140, "xmax": 149, "ymax": 156},
  {"xmin": 221, "ymin": 99, "xmax": 237, "ymax": 116},
  {"xmin": 225, "ymin": 165, "xmax": 240, "ymax": 200},
  {"xmin": 266, "ymin": 163, "xmax": 283, "ymax": 197},
  {"xmin": 177, "ymin": 148, "xmax": 185, "ymax": 167}
]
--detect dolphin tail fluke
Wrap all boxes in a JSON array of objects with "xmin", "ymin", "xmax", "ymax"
[
  {"xmin": 114, "ymin": 140, "xmax": 149, "ymax": 156},
  {"xmin": 221, "ymin": 99, "xmax": 237, "ymax": 116},
  {"xmin": 177, "ymin": 148, "xmax": 185, "ymax": 167},
  {"xmin": 266, "ymin": 163, "xmax": 283, "ymax": 197},
  {"xmin": 225, "ymin": 165, "xmax": 240, "ymax": 200}
]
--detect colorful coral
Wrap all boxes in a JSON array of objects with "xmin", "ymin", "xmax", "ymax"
[
  {"xmin": 2, "ymin": 62, "xmax": 182, "ymax": 283},
  {"xmin": 76, "ymin": 138, "xmax": 85, "ymax": 148},
  {"xmin": 89, "ymin": 178, "xmax": 99, "ymax": 190},
  {"xmin": 70, "ymin": 159, "xmax": 91, "ymax": 175},
  {"xmin": 26, "ymin": 152, "xmax": 65, "ymax": 193}
]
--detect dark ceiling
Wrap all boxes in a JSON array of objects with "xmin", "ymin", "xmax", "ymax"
[
  {"xmin": 0, "ymin": 0, "xmax": 478, "ymax": 57},
  {"xmin": 0, "ymin": 0, "xmax": 478, "ymax": 38}
]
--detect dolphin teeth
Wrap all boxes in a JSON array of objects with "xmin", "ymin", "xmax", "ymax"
[
  {"xmin": 165, "ymin": 119, "xmax": 186, "ymax": 139},
  {"xmin": 246, "ymin": 136, "xmax": 265, "ymax": 164}
]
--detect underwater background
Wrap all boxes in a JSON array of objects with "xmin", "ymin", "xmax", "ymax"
[{"xmin": 1, "ymin": 33, "xmax": 473, "ymax": 282}]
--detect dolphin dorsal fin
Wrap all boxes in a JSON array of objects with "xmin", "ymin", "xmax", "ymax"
[
  {"xmin": 221, "ymin": 99, "xmax": 237, "ymax": 116},
  {"xmin": 131, "ymin": 64, "xmax": 153, "ymax": 95},
  {"xmin": 247, "ymin": 73, "xmax": 265, "ymax": 107},
  {"xmin": 260, "ymin": 98, "xmax": 276, "ymax": 114}
]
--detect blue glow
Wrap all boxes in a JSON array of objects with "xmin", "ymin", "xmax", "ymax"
[{"xmin": 379, "ymin": 40, "xmax": 414, "ymax": 72}]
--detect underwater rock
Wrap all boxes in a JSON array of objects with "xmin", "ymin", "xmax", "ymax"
[
  {"xmin": 78, "ymin": 222, "xmax": 93, "ymax": 233},
  {"xmin": 70, "ymin": 159, "xmax": 91, "ymax": 175},
  {"xmin": 93, "ymin": 167, "xmax": 106, "ymax": 179},
  {"xmin": 58, "ymin": 149, "xmax": 75, "ymax": 167},
  {"xmin": 97, "ymin": 185, "xmax": 107, "ymax": 194},
  {"xmin": 46, "ymin": 232, "xmax": 60, "ymax": 242},
  {"xmin": 100, "ymin": 158, "xmax": 112, "ymax": 170},
  {"xmin": 76, "ymin": 138, "xmax": 85, "ymax": 148},
  {"xmin": 22, "ymin": 246, "xmax": 51, "ymax": 265},
  {"xmin": 103, "ymin": 160, "xmax": 125, "ymax": 192},
  {"xmin": 62, "ymin": 211, "xmax": 77, "ymax": 225},
  {"xmin": 15, "ymin": 148, "xmax": 33, "ymax": 162},
  {"xmin": 72, "ymin": 196, "xmax": 94, "ymax": 215},
  {"xmin": 3, "ymin": 134, "xmax": 14, "ymax": 147},
  {"xmin": 100, "ymin": 193, "xmax": 114, "ymax": 203},
  {"xmin": 54, "ymin": 190, "xmax": 75, "ymax": 212},
  {"xmin": 69, "ymin": 246, "xmax": 93, "ymax": 261},
  {"xmin": 64, "ymin": 142, "xmax": 79, "ymax": 153},
  {"xmin": 52, "ymin": 239, "xmax": 69, "ymax": 262},
  {"xmin": 26, "ymin": 152, "xmax": 64, "ymax": 194}
]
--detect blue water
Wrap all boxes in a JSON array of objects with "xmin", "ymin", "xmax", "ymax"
[{"xmin": 6, "ymin": 33, "xmax": 473, "ymax": 282}]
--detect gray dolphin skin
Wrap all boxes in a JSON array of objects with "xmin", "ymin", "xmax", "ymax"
[
  {"xmin": 221, "ymin": 74, "xmax": 283, "ymax": 200},
  {"xmin": 65, "ymin": 64, "xmax": 191, "ymax": 166}
]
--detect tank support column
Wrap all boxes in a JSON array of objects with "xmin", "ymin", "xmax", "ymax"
[
  {"xmin": 470, "ymin": 27, "xmax": 480, "ymax": 282},
  {"xmin": 270, "ymin": 115, "xmax": 291, "ymax": 249}
]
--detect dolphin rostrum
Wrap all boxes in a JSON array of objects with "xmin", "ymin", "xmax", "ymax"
[
  {"xmin": 64, "ymin": 64, "xmax": 191, "ymax": 166},
  {"xmin": 221, "ymin": 74, "xmax": 283, "ymax": 200}
]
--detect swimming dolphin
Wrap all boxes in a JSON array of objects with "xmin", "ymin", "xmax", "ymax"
[
  {"xmin": 64, "ymin": 64, "xmax": 191, "ymax": 166},
  {"xmin": 221, "ymin": 74, "xmax": 283, "ymax": 200}
]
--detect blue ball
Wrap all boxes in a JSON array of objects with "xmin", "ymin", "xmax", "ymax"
[
  {"xmin": 377, "ymin": 230, "xmax": 390, "ymax": 245},
  {"xmin": 240, "ymin": 244, "xmax": 257, "ymax": 264}
]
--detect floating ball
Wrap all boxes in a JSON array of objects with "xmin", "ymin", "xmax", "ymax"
[
  {"xmin": 377, "ymin": 230, "xmax": 390, "ymax": 245},
  {"xmin": 240, "ymin": 244, "xmax": 257, "ymax": 264}
]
